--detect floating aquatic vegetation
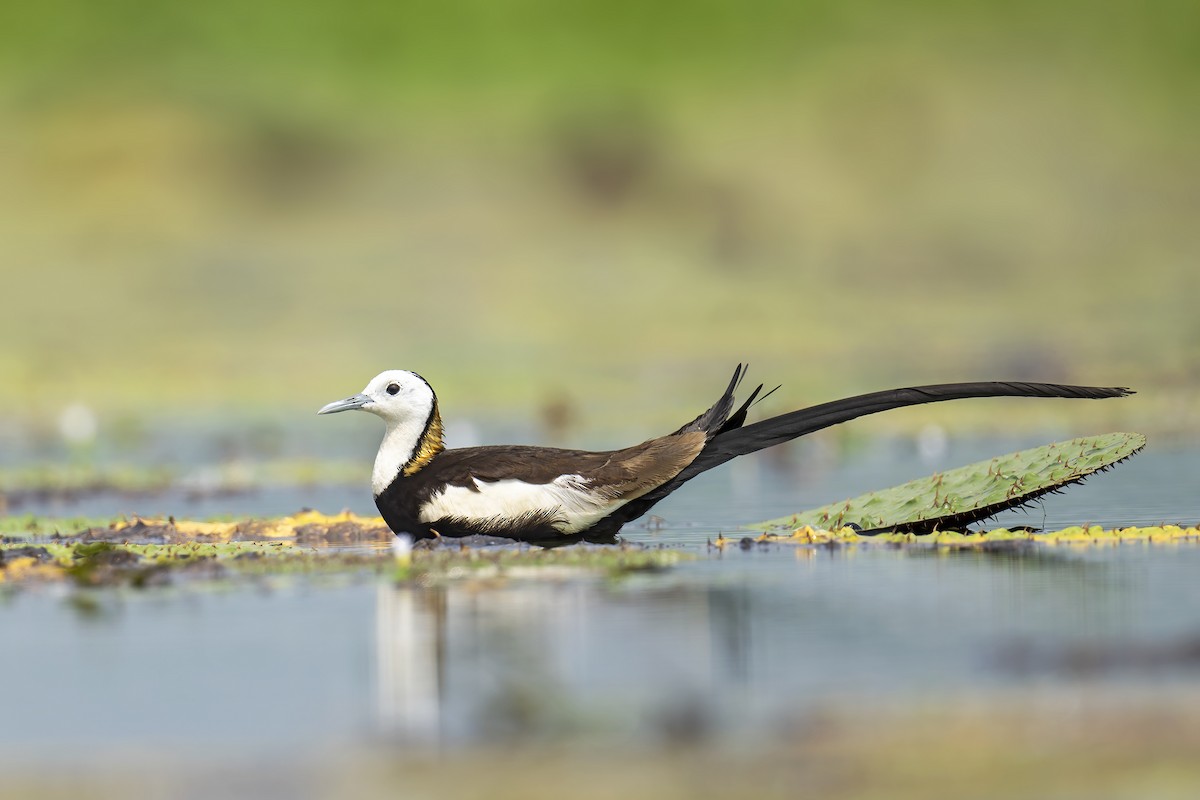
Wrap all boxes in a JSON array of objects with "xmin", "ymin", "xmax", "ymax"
[
  {"xmin": 67, "ymin": 509, "xmax": 392, "ymax": 545},
  {"xmin": 0, "ymin": 537, "xmax": 332, "ymax": 587},
  {"xmin": 714, "ymin": 523, "xmax": 1200, "ymax": 551},
  {"xmin": 0, "ymin": 513, "xmax": 118, "ymax": 539},
  {"xmin": 754, "ymin": 432, "xmax": 1146, "ymax": 535},
  {"xmin": 394, "ymin": 542, "xmax": 687, "ymax": 585},
  {"xmin": 0, "ymin": 510, "xmax": 388, "ymax": 587},
  {"xmin": 0, "ymin": 510, "xmax": 686, "ymax": 588}
]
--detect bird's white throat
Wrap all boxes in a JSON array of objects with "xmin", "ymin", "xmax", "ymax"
[
  {"xmin": 371, "ymin": 404, "xmax": 445, "ymax": 496},
  {"xmin": 372, "ymin": 416, "xmax": 426, "ymax": 496}
]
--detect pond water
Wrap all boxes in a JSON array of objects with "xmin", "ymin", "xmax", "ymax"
[{"xmin": 3, "ymin": 438, "xmax": 1200, "ymax": 757}]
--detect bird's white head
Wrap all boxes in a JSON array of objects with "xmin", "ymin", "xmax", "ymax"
[
  {"xmin": 319, "ymin": 370, "xmax": 444, "ymax": 494},
  {"xmin": 317, "ymin": 370, "xmax": 436, "ymax": 424}
]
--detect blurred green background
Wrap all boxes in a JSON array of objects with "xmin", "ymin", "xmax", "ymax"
[{"xmin": 1, "ymin": 0, "xmax": 1196, "ymax": 434}]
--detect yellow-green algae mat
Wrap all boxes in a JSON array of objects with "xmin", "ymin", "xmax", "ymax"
[
  {"xmin": 0, "ymin": 510, "xmax": 685, "ymax": 588},
  {"xmin": 754, "ymin": 432, "xmax": 1148, "ymax": 536},
  {"xmin": 715, "ymin": 524, "xmax": 1200, "ymax": 550}
]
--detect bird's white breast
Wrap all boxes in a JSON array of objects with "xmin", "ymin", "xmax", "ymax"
[{"xmin": 418, "ymin": 474, "xmax": 627, "ymax": 534}]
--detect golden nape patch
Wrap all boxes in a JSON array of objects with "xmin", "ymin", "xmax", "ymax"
[{"xmin": 404, "ymin": 404, "xmax": 445, "ymax": 476}]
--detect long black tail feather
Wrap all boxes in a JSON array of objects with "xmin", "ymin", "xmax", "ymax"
[
  {"xmin": 670, "ymin": 363, "xmax": 748, "ymax": 436},
  {"xmin": 592, "ymin": 378, "xmax": 1134, "ymax": 538},
  {"xmin": 716, "ymin": 382, "xmax": 780, "ymax": 436},
  {"xmin": 709, "ymin": 381, "xmax": 1133, "ymax": 466}
]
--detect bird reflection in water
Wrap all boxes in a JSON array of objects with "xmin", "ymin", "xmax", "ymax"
[{"xmin": 373, "ymin": 580, "xmax": 764, "ymax": 745}]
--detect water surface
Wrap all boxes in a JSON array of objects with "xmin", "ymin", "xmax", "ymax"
[{"xmin": 4, "ymin": 441, "xmax": 1199, "ymax": 754}]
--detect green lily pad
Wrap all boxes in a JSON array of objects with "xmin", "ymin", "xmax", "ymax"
[{"xmin": 754, "ymin": 432, "xmax": 1146, "ymax": 535}]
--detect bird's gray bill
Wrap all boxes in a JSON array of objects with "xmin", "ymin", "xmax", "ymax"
[{"xmin": 317, "ymin": 393, "xmax": 371, "ymax": 415}]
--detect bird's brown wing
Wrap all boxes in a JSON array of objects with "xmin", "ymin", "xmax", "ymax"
[{"xmin": 424, "ymin": 431, "xmax": 707, "ymax": 502}]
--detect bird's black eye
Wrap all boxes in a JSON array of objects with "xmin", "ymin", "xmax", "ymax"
[{"xmin": 386, "ymin": 383, "xmax": 400, "ymax": 396}]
